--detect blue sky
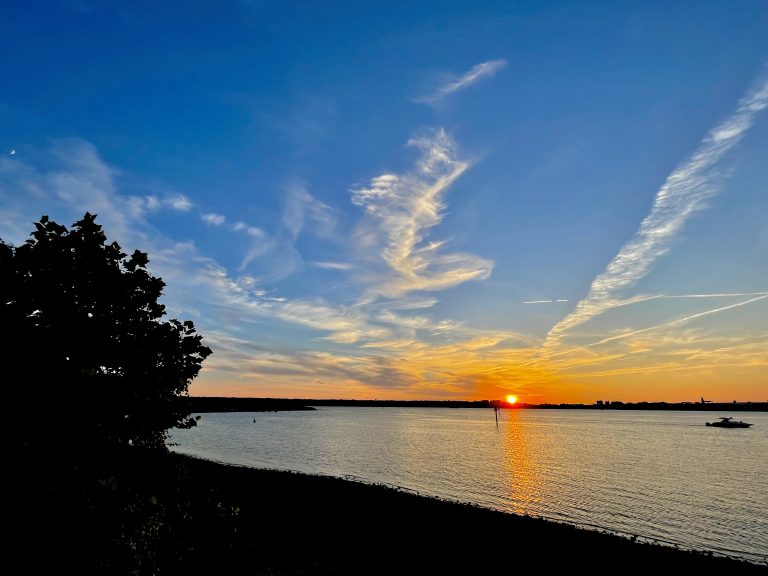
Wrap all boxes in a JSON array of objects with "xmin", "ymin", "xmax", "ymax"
[{"xmin": 2, "ymin": 1, "xmax": 767, "ymax": 402}]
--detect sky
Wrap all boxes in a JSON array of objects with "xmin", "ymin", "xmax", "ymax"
[{"xmin": 1, "ymin": 1, "xmax": 767, "ymax": 403}]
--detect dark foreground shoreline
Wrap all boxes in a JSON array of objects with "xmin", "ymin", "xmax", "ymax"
[
  {"xmin": 179, "ymin": 455, "xmax": 766, "ymax": 573},
  {"xmin": 16, "ymin": 450, "xmax": 765, "ymax": 574}
]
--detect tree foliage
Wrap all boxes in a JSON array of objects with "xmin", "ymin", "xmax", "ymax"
[{"xmin": 1, "ymin": 213, "xmax": 211, "ymax": 452}]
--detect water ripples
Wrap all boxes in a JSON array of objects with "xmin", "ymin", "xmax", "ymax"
[{"xmin": 170, "ymin": 407, "xmax": 768, "ymax": 564}]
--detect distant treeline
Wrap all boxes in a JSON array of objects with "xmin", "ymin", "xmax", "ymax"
[
  {"xmin": 551, "ymin": 401, "xmax": 768, "ymax": 412},
  {"xmin": 188, "ymin": 397, "xmax": 768, "ymax": 413},
  {"xmin": 187, "ymin": 397, "xmax": 316, "ymax": 413},
  {"xmin": 304, "ymin": 399, "xmax": 496, "ymax": 408},
  {"xmin": 188, "ymin": 397, "xmax": 495, "ymax": 412}
]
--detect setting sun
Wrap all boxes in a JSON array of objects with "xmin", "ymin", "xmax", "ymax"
[{"xmin": 506, "ymin": 395, "xmax": 518, "ymax": 405}]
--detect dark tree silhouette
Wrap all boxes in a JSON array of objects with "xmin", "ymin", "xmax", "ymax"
[{"xmin": 1, "ymin": 213, "xmax": 211, "ymax": 453}]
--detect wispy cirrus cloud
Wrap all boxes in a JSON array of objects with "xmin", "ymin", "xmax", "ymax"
[
  {"xmin": 202, "ymin": 212, "xmax": 226, "ymax": 226},
  {"xmin": 544, "ymin": 71, "xmax": 768, "ymax": 350},
  {"xmin": 160, "ymin": 239, "xmax": 386, "ymax": 345},
  {"xmin": 230, "ymin": 221, "xmax": 264, "ymax": 237},
  {"xmin": 351, "ymin": 129, "xmax": 493, "ymax": 298},
  {"xmin": 1, "ymin": 138, "xmax": 140, "ymax": 244},
  {"xmin": 4, "ymin": 128, "xmax": 763, "ymax": 402},
  {"xmin": 283, "ymin": 181, "xmax": 336, "ymax": 240},
  {"xmin": 24, "ymin": 139, "xmax": 195, "ymax": 231},
  {"xmin": 417, "ymin": 59, "xmax": 507, "ymax": 104},
  {"xmin": 197, "ymin": 319, "xmax": 547, "ymax": 400},
  {"xmin": 0, "ymin": 135, "xmax": 535, "ymax": 400},
  {"xmin": 125, "ymin": 193, "xmax": 195, "ymax": 218},
  {"xmin": 546, "ymin": 328, "xmax": 768, "ymax": 387},
  {"xmin": 237, "ymin": 182, "xmax": 335, "ymax": 277},
  {"xmin": 197, "ymin": 331, "xmax": 420, "ymax": 395},
  {"xmin": 126, "ymin": 195, "xmax": 161, "ymax": 216},
  {"xmin": 312, "ymin": 261, "xmax": 353, "ymax": 271},
  {"xmin": 166, "ymin": 193, "xmax": 193, "ymax": 212}
]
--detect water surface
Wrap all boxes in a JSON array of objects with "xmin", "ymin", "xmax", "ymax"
[{"xmin": 170, "ymin": 408, "xmax": 768, "ymax": 563}]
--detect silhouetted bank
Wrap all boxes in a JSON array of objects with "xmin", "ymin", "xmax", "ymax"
[
  {"xmin": 188, "ymin": 397, "xmax": 496, "ymax": 411},
  {"xmin": 19, "ymin": 449, "xmax": 764, "ymax": 574},
  {"xmin": 535, "ymin": 401, "xmax": 768, "ymax": 412},
  {"xmin": 188, "ymin": 396, "xmax": 316, "ymax": 412},
  {"xmin": 189, "ymin": 396, "xmax": 768, "ymax": 412}
]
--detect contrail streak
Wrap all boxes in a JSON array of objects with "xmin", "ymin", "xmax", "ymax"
[
  {"xmin": 544, "ymin": 69, "xmax": 768, "ymax": 349},
  {"xmin": 585, "ymin": 293, "xmax": 768, "ymax": 348},
  {"xmin": 521, "ymin": 290, "xmax": 768, "ymax": 366},
  {"xmin": 660, "ymin": 291, "xmax": 768, "ymax": 299}
]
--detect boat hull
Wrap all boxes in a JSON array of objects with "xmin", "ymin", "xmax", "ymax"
[{"xmin": 706, "ymin": 422, "xmax": 752, "ymax": 428}]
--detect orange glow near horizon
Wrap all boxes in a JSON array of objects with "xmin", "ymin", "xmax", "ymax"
[
  {"xmin": 506, "ymin": 395, "xmax": 518, "ymax": 405},
  {"xmin": 192, "ymin": 321, "xmax": 768, "ymax": 403}
]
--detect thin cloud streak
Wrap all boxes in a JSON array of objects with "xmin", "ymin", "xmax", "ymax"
[
  {"xmin": 545, "ymin": 71, "xmax": 768, "ymax": 349},
  {"xmin": 520, "ymin": 290, "xmax": 768, "ymax": 367},
  {"xmin": 312, "ymin": 261, "xmax": 353, "ymax": 271},
  {"xmin": 660, "ymin": 291, "xmax": 768, "ymax": 299},
  {"xmin": 418, "ymin": 59, "xmax": 507, "ymax": 103},
  {"xmin": 585, "ymin": 293, "xmax": 768, "ymax": 348}
]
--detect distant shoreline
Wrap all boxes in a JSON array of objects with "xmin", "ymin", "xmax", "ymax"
[{"xmin": 188, "ymin": 396, "xmax": 768, "ymax": 412}]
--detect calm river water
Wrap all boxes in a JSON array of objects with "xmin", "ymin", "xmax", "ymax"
[{"xmin": 169, "ymin": 407, "xmax": 768, "ymax": 563}]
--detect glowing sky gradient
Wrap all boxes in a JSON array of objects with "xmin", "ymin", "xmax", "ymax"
[{"xmin": 1, "ymin": 2, "xmax": 767, "ymax": 402}]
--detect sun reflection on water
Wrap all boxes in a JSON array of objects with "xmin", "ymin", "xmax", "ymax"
[{"xmin": 503, "ymin": 410, "xmax": 542, "ymax": 515}]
